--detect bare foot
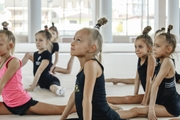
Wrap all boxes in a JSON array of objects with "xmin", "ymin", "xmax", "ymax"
[
  {"xmin": 108, "ymin": 103, "xmax": 123, "ymax": 110},
  {"xmin": 105, "ymin": 78, "xmax": 118, "ymax": 85}
]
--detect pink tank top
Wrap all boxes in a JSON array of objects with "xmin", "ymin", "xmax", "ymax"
[{"xmin": 0, "ymin": 56, "xmax": 31, "ymax": 107}]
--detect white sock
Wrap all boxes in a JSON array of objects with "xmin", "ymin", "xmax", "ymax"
[{"xmin": 56, "ymin": 87, "xmax": 66, "ymax": 97}]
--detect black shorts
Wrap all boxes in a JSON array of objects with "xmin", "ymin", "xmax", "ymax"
[
  {"xmin": 49, "ymin": 76, "xmax": 60, "ymax": 88},
  {"xmin": 3, "ymin": 98, "xmax": 38, "ymax": 115},
  {"xmin": 39, "ymin": 76, "xmax": 60, "ymax": 89}
]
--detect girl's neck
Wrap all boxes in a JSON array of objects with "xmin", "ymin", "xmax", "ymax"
[
  {"xmin": 140, "ymin": 54, "xmax": 148, "ymax": 61},
  {"xmin": 38, "ymin": 48, "xmax": 47, "ymax": 53},
  {"xmin": 0, "ymin": 53, "xmax": 11, "ymax": 68},
  {"xmin": 78, "ymin": 56, "xmax": 95, "ymax": 69},
  {"xmin": 0, "ymin": 53, "xmax": 10, "ymax": 61}
]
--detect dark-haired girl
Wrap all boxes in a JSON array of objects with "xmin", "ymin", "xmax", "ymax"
[
  {"xmin": 107, "ymin": 26, "xmax": 156, "ymax": 105},
  {"xmin": 48, "ymin": 22, "xmax": 74, "ymax": 74},
  {"xmin": 116, "ymin": 25, "xmax": 180, "ymax": 119},
  {"xmin": 25, "ymin": 27, "xmax": 66, "ymax": 97}
]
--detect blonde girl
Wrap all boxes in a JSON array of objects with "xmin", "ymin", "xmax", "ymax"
[{"xmin": 0, "ymin": 21, "xmax": 73, "ymax": 115}]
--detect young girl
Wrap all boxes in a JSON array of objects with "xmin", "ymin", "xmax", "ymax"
[
  {"xmin": 48, "ymin": 22, "xmax": 74, "ymax": 74},
  {"xmin": 0, "ymin": 22, "xmax": 74, "ymax": 115},
  {"xmin": 107, "ymin": 26, "xmax": 156, "ymax": 105},
  {"xmin": 21, "ymin": 22, "xmax": 74, "ymax": 74},
  {"xmin": 60, "ymin": 17, "xmax": 122, "ymax": 120},
  {"xmin": 116, "ymin": 25, "xmax": 180, "ymax": 119},
  {"xmin": 25, "ymin": 26, "xmax": 66, "ymax": 97},
  {"xmin": 106, "ymin": 27, "xmax": 180, "ymax": 84}
]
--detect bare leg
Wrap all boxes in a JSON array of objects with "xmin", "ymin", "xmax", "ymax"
[
  {"xmin": 49, "ymin": 84, "xmax": 59, "ymax": 93},
  {"xmin": 54, "ymin": 56, "xmax": 74, "ymax": 74},
  {"xmin": 105, "ymin": 78, "xmax": 134, "ymax": 85},
  {"xmin": 117, "ymin": 105, "xmax": 173, "ymax": 119},
  {"xmin": 107, "ymin": 94, "xmax": 144, "ymax": 104},
  {"xmin": 26, "ymin": 102, "xmax": 76, "ymax": 115},
  {"xmin": 21, "ymin": 52, "xmax": 33, "ymax": 67},
  {"xmin": 0, "ymin": 102, "xmax": 12, "ymax": 115}
]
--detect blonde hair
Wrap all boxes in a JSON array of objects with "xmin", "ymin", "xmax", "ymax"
[
  {"xmin": 0, "ymin": 21, "xmax": 15, "ymax": 55},
  {"xmin": 158, "ymin": 25, "xmax": 176, "ymax": 54},
  {"xmin": 83, "ymin": 17, "xmax": 108, "ymax": 62}
]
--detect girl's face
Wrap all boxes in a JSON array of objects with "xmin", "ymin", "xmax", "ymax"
[
  {"xmin": 153, "ymin": 36, "xmax": 169, "ymax": 58},
  {"xmin": 134, "ymin": 38, "xmax": 149, "ymax": 59},
  {"xmin": 71, "ymin": 29, "xmax": 93, "ymax": 57},
  {"xmin": 35, "ymin": 33, "xmax": 48, "ymax": 51},
  {"xmin": 0, "ymin": 34, "xmax": 10, "ymax": 56},
  {"xmin": 49, "ymin": 29, "xmax": 58, "ymax": 41}
]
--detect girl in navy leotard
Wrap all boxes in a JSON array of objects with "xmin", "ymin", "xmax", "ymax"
[
  {"xmin": 60, "ymin": 17, "xmax": 122, "ymax": 120},
  {"xmin": 106, "ymin": 27, "xmax": 180, "ymax": 84},
  {"xmin": 107, "ymin": 26, "xmax": 156, "ymax": 105},
  {"xmin": 116, "ymin": 25, "xmax": 180, "ymax": 119},
  {"xmin": 48, "ymin": 22, "xmax": 74, "ymax": 74}
]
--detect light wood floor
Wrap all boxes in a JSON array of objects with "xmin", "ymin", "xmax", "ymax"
[{"xmin": 0, "ymin": 54, "xmax": 180, "ymax": 120}]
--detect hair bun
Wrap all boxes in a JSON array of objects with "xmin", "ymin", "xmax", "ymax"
[
  {"xmin": 2, "ymin": 21, "xmax": 9, "ymax": 30},
  {"xmin": 142, "ymin": 26, "xmax": 151, "ymax": 35},
  {"xmin": 94, "ymin": 17, "xmax": 108, "ymax": 29},
  {"xmin": 161, "ymin": 27, "xmax": 165, "ymax": 31},
  {"xmin": 44, "ymin": 25, "xmax": 48, "ymax": 31},
  {"xmin": 167, "ymin": 25, "xmax": 173, "ymax": 33},
  {"xmin": 52, "ymin": 22, "xmax": 54, "ymax": 27},
  {"xmin": 97, "ymin": 17, "xmax": 108, "ymax": 26}
]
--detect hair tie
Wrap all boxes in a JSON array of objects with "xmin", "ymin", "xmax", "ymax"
[{"xmin": 94, "ymin": 23, "xmax": 101, "ymax": 29}]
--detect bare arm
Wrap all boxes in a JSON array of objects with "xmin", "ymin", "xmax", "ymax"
[
  {"xmin": 51, "ymin": 52, "xmax": 59, "ymax": 71},
  {"xmin": 134, "ymin": 71, "xmax": 140, "ymax": 95},
  {"xmin": 148, "ymin": 58, "xmax": 174, "ymax": 119},
  {"xmin": 0, "ymin": 58, "xmax": 21, "ymax": 94},
  {"xmin": 83, "ymin": 60, "xmax": 99, "ymax": 120},
  {"xmin": 60, "ymin": 91, "xmax": 75, "ymax": 120},
  {"xmin": 142, "ymin": 55, "xmax": 156, "ymax": 105},
  {"xmin": 25, "ymin": 59, "xmax": 49, "ymax": 91}
]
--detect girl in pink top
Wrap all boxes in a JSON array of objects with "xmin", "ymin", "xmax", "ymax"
[{"xmin": 0, "ymin": 21, "xmax": 75, "ymax": 115}]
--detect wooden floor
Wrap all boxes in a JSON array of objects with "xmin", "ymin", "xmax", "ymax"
[{"xmin": 0, "ymin": 54, "xmax": 180, "ymax": 120}]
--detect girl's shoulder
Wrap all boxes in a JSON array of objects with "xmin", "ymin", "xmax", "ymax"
[
  {"xmin": 7, "ymin": 56, "xmax": 19, "ymax": 63},
  {"xmin": 162, "ymin": 57, "xmax": 174, "ymax": 65},
  {"xmin": 6, "ymin": 57, "xmax": 21, "ymax": 68},
  {"xmin": 84, "ymin": 59, "xmax": 103, "ymax": 71},
  {"xmin": 147, "ymin": 54, "xmax": 156, "ymax": 62},
  {"xmin": 52, "ymin": 42, "xmax": 59, "ymax": 45}
]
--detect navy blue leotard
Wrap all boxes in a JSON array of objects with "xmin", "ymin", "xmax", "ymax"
[
  {"xmin": 154, "ymin": 59, "xmax": 180, "ymax": 117},
  {"xmin": 75, "ymin": 59, "xmax": 122, "ymax": 120}
]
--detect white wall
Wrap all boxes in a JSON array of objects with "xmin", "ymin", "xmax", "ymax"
[{"xmin": 15, "ymin": 43, "xmax": 180, "ymax": 78}]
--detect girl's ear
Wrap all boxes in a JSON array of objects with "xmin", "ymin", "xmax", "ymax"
[
  {"xmin": 46, "ymin": 40, "xmax": 50, "ymax": 45},
  {"xmin": 89, "ymin": 44, "xmax": 96, "ymax": 53},
  {"xmin": 8, "ymin": 42, "xmax": 14, "ymax": 49},
  {"xmin": 166, "ymin": 45, "xmax": 173, "ymax": 54}
]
